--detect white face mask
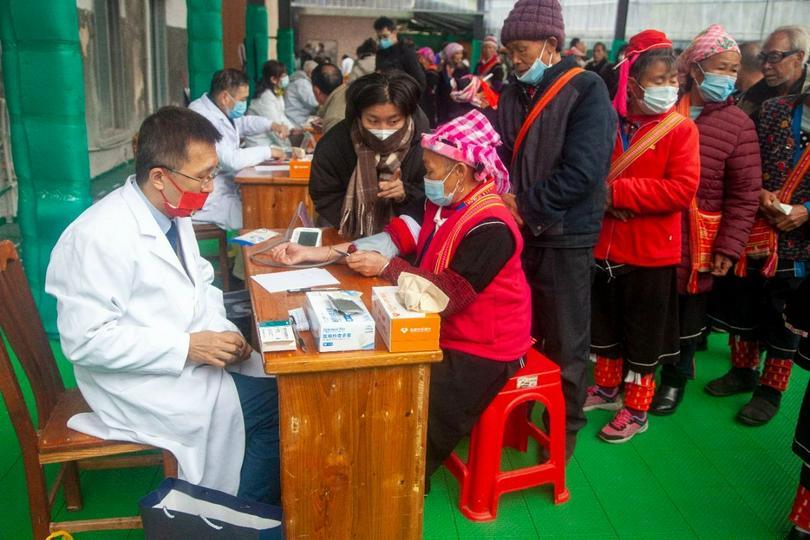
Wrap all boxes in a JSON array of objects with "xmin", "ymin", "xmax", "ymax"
[
  {"xmin": 637, "ymin": 84, "xmax": 679, "ymax": 115},
  {"xmin": 369, "ymin": 128, "xmax": 398, "ymax": 140}
]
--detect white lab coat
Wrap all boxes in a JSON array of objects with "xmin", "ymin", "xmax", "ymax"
[
  {"xmin": 189, "ymin": 93, "xmax": 273, "ymax": 230},
  {"xmin": 45, "ymin": 178, "xmax": 267, "ymax": 495},
  {"xmin": 243, "ymin": 90, "xmax": 295, "ymax": 148}
]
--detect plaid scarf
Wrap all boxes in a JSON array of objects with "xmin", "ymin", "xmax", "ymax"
[{"xmin": 339, "ymin": 118, "xmax": 414, "ymax": 238}]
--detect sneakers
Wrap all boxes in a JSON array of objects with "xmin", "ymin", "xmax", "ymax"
[
  {"xmin": 598, "ymin": 408, "xmax": 648, "ymax": 443},
  {"xmin": 704, "ymin": 367, "xmax": 758, "ymax": 397},
  {"xmin": 583, "ymin": 385, "xmax": 623, "ymax": 411}
]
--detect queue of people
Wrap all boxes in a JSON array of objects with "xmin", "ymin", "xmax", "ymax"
[{"xmin": 41, "ymin": 0, "xmax": 810, "ymax": 535}]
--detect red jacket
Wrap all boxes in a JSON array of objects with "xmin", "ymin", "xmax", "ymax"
[
  {"xmin": 676, "ymin": 100, "xmax": 761, "ymax": 294},
  {"xmin": 594, "ymin": 113, "xmax": 701, "ymax": 267}
]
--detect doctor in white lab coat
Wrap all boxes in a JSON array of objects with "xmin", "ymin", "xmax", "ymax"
[
  {"xmin": 189, "ymin": 68, "xmax": 285, "ymax": 230},
  {"xmin": 45, "ymin": 106, "xmax": 280, "ymax": 504}
]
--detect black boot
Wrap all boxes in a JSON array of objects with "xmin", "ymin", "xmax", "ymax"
[
  {"xmin": 737, "ymin": 385, "xmax": 782, "ymax": 426},
  {"xmin": 705, "ymin": 367, "xmax": 758, "ymax": 396}
]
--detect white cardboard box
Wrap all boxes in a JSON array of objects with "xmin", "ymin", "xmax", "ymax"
[{"xmin": 305, "ymin": 291, "xmax": 376, "ymax": 353}]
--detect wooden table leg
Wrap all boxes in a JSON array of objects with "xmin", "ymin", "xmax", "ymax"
[{"xmin": 277, "ymin": 364, "xmax": 431, "ymax": 539}]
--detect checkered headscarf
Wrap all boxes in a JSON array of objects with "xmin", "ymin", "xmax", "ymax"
[
  {"xmin": 677, "ymin": 25, "xmax": 740, "ymax": 86},
  {"xmin": 421, "ymin": 110, "xmax": 510, "ymax": 194}
]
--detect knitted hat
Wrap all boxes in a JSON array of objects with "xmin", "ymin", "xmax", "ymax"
[
  {"xmin": 483, "ymin": 35, "xmax": 499, "ymax": 48},
  {"xmin": 500, "ymin": 0, "xmax": 565, "ymax": 47},
  {"xmin": 444, "ymin": 42, "xmax": 464, "ymax": 60},
  {"xmin": 612, "ymin": 29, "xmax": 673, "ymax": 117},
  {"xmin": 421, "ymin": 110, "xmax": 510, "ymax": 194},
  {"xmin": 677, "ymin": 25, "xmax": 740, "ymax": 86}
]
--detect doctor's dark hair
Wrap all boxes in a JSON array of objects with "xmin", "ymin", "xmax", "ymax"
[
  {"xmin": 134, "ymin": 107, "xmax": 222, "ymax": 185},
  {"xmin": 255, "ymin": 60, "xmax": 286, "ymax": 98},
  {"xmin": 208, "ymin": 68, "xmax": 249, "ymax": 99},
  {"xmin": 345, "ymin": 71, "xmax": 421, "ymax": 124}
]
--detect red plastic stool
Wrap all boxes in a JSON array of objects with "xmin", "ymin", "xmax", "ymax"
[{"xmin": 444, "ymin": 348, "xmax": 570, "ymax": 521}]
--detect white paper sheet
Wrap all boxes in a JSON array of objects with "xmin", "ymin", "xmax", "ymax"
[
  {"xmin": 251, "ymin": 268, "xmax": 339, "ymax": 294},
  {"xmin": 255, "ymin": 165, "xmax": 290, "ymax": 173}
]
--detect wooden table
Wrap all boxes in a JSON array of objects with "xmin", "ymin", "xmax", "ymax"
[
  {"xmin": 235, "ymin": 166, "xmax": 315, "ymax": 229},
  {"xmin": 244, "ymin": 230, "xmax": 443, "ymax": 539}
]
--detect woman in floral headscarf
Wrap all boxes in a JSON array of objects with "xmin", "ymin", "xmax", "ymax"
[
  {"xmin": 649, "ymin": 25, "xmax": 762, "ymax": 415},
  {"xmin": 269, "ymin": 110, "xmax": 530, "ymax": 490}
]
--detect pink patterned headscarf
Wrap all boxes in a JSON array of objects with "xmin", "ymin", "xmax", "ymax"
[
  {"xmin": 421, "ymin": 110, "xmax": 510, "ymax": 194},
  {"xmin": 677, "ymin": 24, "xmax": 740, "ymax": 85},
  {"xmin": 417, "ymin": 47, "xmax": 436, "ymax": 64}
]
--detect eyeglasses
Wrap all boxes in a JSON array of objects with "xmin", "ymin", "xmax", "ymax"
[
  {"xmin": 757, "ymin": 50, "xmax": 800, "ymax": 65},
  {"xmin": 156, "ymin": 166, "xmax": 219, "ymax": 188}
]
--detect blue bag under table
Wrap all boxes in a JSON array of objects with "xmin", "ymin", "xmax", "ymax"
[{"xmin": 139, "ymin": 477, "xmax": 283, "ymax": 539}]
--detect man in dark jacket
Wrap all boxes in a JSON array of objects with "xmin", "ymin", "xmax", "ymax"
[
  {"xmin": 737, "ymin": 25, "xmax": 808, "ymax": 125},
  {"xmin": 496, "ymin": 0, "xmax": 617, "ymax": 458},
  {"xmin": 373, "ymin": 17, "xmax": 426, "ymax": 90}
]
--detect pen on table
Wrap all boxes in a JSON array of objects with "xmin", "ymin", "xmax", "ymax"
[
  {"xmin": 287, "ymin": 286, "xmax": 341, "ymax": 293},
  {"xmin": 289, "ymin": 316, "xmax": 308, "ymax": 352}
]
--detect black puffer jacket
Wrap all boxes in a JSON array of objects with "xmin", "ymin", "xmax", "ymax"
[{"xmin": 497, "ymin": 56, "xmax": 617, "ymax": 248}]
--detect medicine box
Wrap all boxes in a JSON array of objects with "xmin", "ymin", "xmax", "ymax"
[
  {"xmin": 305, "ymin": 291, "xmax": 375, "ymax": 353},
  {"xmin": 371, "ymin": 287, "xmax": 441, "ymax": 353},
  {"xmin": 257, "ymin": 320, "xmax": 297, "ymax": 353}
]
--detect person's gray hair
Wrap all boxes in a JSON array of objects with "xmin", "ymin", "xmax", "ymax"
[{"xmin": 768, "ymin": 25, "xmax": 810, "ymax": 62}]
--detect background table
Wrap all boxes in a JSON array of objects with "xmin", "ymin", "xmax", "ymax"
[
  {"xmin": 244, "ymin": 230, "xmax": 443, "ymax": 539},
  {"xmin": 235, "ymin": 167, "xmax": 315, "ymax": 229}
]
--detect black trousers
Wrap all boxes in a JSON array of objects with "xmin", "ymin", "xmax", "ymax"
[
  {"xmin": 522, "ymin": 245, "xmax": 593, "ymax": 434},
  {"xmin": 425, "ymin": 349, "xmax": 521, "ymax": 487}
]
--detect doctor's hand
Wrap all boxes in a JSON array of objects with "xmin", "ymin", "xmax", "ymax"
[
  {"xmin": 346, "ymin": 251, "xmax": 389, "ymax": 277},
  {"xmin": 188, "ymin": 331, "xmax": 248, "ymax": 368},
  {"xmin": 271, "ymin": 123, "xmax": 290, "ymax": 139}
]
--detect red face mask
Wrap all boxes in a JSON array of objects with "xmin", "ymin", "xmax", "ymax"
[{"xmin": 160, "ymin": 174, "xmax": 209, "ymax": 218}]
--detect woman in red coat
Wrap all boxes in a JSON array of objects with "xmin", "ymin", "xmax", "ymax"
[
  {"xmin": 585, "ymin": 30, "xmax": 700, "ymax": 443},
  {"xmin": 650, "ymin": 25, "xmax": 762, "ymax": 415}
]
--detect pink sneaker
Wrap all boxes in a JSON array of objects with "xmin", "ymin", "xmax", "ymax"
[
  {"xmin": 583, "ymin": 385, "xmax": 623, "ymax": 411},
  {"xmin": 598, "ymin": 408, "xmax": 648, "ymax": 443}
]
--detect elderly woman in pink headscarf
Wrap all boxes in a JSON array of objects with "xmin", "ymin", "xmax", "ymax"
[
  {"xmin": 649, "ymin": 25, "xmax": 762, "ymax": 415},
  {"xmin": 269, "ymin": 110, "xmax": 531, "ymax": 489},
  {"xmin": 438, "ymin": 42, "xmax": 473, "ymax": 123}
]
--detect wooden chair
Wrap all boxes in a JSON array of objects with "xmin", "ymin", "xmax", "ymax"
[
  {"xmin": 0, "ymin": 241, "xmax": 177, "ymax": 538},
  {"xmin": 193, "ymin": 222, "xmax": 232, "ymax": 292}
]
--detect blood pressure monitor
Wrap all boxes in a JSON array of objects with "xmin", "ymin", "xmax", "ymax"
[{"xmin": 291, "ymin": 227, "xmax": 322, "ymax": 247}]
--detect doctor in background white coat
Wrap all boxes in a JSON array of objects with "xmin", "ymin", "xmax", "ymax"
[
  {"xmin": 189, "ymin": 69, "xmax": 285, "ymax": 230},
  {"xmin": 45, "ymin": 107, "xmax": 280, "ymax": 504}
]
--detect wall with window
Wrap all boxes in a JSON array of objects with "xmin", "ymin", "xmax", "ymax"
[{"xmin": 77, "ymin": 0, "xmax": 188, "ymax": 180}]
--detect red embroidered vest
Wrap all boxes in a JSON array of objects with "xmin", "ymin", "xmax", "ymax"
[{"xmin": 416, "ymin": 183, "xmax": 532, "ymax": 361}]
